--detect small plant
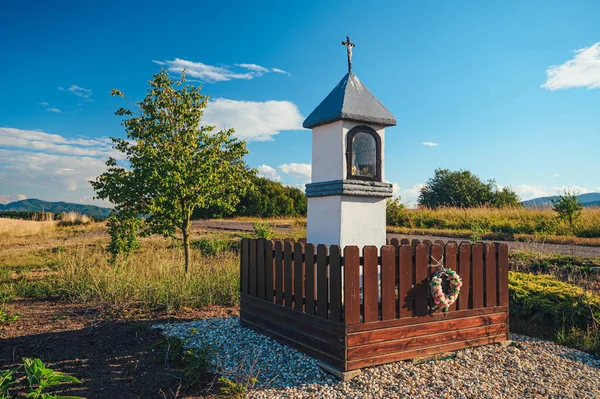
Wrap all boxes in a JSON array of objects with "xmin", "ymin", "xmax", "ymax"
[
  {"xmin": 252, "ymin": 220, "xmax": 275, "ymax": 240},
  {"xmin": 192, "ymin": 237, "xmax": 236, "ymax": 256},
  {"xmin": 551, "ymin": 190, "xmax": 583, "ymax": 234},
  {"xmin": 106, "ymin": 211, "xmax": 143, "ymax": 261},
  {"xmin": 0, "ymin": 358, "xmax": 83, "ymax": 399},
  {"xmin": 218, "ymin": 376, "xmax": 257, "ymax": 399},
  {"xmin": 469, "ymin": 222, "xmax": 484, "ymax": 243},
  {"xmin": 164, "ymin": 330, "xmax": 215, "ymax": 389},
  {"xmin": 0, "ymin": 297, "xmax": 20, "ymax": 325}
]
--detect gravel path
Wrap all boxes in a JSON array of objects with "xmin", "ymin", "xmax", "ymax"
[{"xmin": 155, "ymin": 317, "xmax": 600, "ymax": 399}]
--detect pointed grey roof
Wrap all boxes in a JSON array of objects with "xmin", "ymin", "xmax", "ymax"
[{"xmin": 303, "ymin": 72, "xmax": 396, "ymax": 129}]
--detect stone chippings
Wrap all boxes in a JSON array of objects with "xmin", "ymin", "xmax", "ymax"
[{"xmin": 155, "ymin": 317, "xmax": 600, "ymax": 399}]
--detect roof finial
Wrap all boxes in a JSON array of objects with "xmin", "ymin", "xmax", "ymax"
[{"xmin": 341, "ymin": 36, "xmax": 355, "ymax": 74}]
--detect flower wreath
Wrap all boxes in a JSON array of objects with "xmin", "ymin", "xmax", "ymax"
[{"xmin": 430, "ymin": 262, "xmax": 462, "ymax": 312}]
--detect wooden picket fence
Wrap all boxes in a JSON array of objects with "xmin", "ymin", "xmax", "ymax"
[{"xmin": 240, "ymin": 238, "xmax": 509, "ymax": 372}]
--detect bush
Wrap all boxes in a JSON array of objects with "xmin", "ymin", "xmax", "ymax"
[
  {"xmin": 509, "ymin": 272, "xmax": 600, "ymax": 354},
  {"xmin": 252, "ymin": 220, "xmax": 275, "ymax": 240},
  {"xmin": 386, "ymin": 197, "xmax": 407, "ymax": 226},
  {"xmin": 192, "ymin": 237, "xmax": 239, "ymax": 256},
  {"xmin": 57, "ymin": 212, "xmax": 91, "ymax": 226}
]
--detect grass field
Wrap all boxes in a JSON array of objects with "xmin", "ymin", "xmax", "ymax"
[{"xmin": 387, "ymin": 206, "xmax": 600, "ymax": 244}]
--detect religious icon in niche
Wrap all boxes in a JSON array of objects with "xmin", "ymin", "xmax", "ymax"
[{"xmin": 350, "ymin": 131, "xmax": 377, "ymax": 178}]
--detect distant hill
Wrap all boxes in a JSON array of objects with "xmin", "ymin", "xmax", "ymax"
[
  {"xmin": 522, "ymin": 193, "xmax": 600, "ymax": 208},
  {"xmin": 0, "ymin": 199, "xmax": 112, "ymax": 219}
]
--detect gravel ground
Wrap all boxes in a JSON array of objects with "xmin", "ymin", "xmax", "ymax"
[{"xmin": 155, "ymin": 317, "xmax": 600, "ymax": 399}]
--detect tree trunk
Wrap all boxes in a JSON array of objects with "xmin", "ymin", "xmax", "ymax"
[{"xmin": 182, "ymin": 219, "xmax": 190, "ymax": 274}]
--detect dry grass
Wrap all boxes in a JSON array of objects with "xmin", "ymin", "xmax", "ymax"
[
  {"xmin": 0, "ymin": 218, "xmax": 57, "ymax": 238},
  {"xmin": 1, "ymin": 222, "xmax": 240, "ymax": 313},
  {"xmin": 388, "ymin": 206, "xmax": 600, "ymax": 239},
  {"xmin": 57, "ymin": 211, "xmax": 91, "ymax": 226}
]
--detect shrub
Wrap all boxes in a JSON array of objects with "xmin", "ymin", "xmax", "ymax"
[
  {"xmin": 509, "ymin": 272, "xmax": 600, "ymax": 354},
  {"xmin": 386, "ymin": 197, "xmax": 407, "ymax": 226},
  {"xmin": 192, "ymin": 237, "xmax": 239, "ymax": 256},
  {"xmin": 252, "ymin": 220, "xmax": 275, "ymax": 240}
]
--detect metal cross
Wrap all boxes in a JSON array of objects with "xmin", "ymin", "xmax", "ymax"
[{"xmin": 341, "ymin": 36, "xmax": 355, "ymax": 73}]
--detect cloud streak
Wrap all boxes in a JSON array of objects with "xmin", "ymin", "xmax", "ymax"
[
  {"xmin": 153, "ymin": 59, "xmax": 290, "ymax": 83},
  {"xmin": 203, "ymin": 98, "xmax": 303, "ymax": 141},
  {"xmin": 421, "ymin": 142, "xmax": 438, "ymax": 147},
  {"xmin": 278, "ymin": 163, "xmax": 311, "ymax": 180},
  {"xmin": 542, "ymin": 42, "xmax": 600, "ymax": 90}
]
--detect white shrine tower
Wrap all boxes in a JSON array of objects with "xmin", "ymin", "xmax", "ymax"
[{"xmin": 304, "ymin": 37, "xmax": 396, "ymax": 249}]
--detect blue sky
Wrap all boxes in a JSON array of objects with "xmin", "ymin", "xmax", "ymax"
[{"xmin": 1, "ymin": 0, "xmax": 600, "ymax": 207}]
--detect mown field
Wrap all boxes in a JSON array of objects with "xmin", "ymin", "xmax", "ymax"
[{"xmin": 387, "ymin": 206, "xmax": 600, "ymax": 246}]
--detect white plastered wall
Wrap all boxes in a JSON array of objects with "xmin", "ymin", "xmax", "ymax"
[{"xmin": 306, "ymin": 196, "xmax": 342, "ymax": 246}]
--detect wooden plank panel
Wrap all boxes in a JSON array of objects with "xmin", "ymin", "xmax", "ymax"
[
  {"xmin": 497, "ymin": 243, "xmax": 509, "ymax": 307},
  {"xmin": 316, "ymin": 245, "xmax": 328, "ymax": 319},
  {"xmin": 348, "ymin": 312, "xmax": 507, "ymax": 346},
  {"xmin": 241, "ymin": 238, "xmax": 249, "ymax": 295},
  {"xmin": 344, "ymin": 246, "xmax": 361, "ymax": 324},
  {"xmin": 471, "ymin": 243, "xmax": 484, "ymax": 309},
  {"xmin": 347, "ymin": 334, "xmax": 507, "ymax": 370},
  {"xmin": 458, "ymin": 242, "xmax": 472, "ymax": 310},
  {"xmin": 363, "ymin": 246, "xmax": 379, "ymax": 323},
  {"xmin": 304, "ymin": 243, "xmax": 316, "ymax": 315},
  {"xmin": 429, "ymin": 243, "xmax": 444, "ymax": 312},
  {"xmin": 347, "ymin": 305, "xmax": 508, "ymax": 333},
  {"xmin": 294, "ymin": 242, "xmax": 305, "ymax": 311},
  {"xmin": 398, "ymin": 245, "xmax": 414, "ymax": 318},
  {"xmin": 266, "ymin": 240, "xmax": 274, "ymax": 302},
  {"xmin": 257, "ymin": 239, "xmax": 266, "ymax": 300},
  {"xmin": 414, "ymin": 244, "xmax": 429, "ymax": 316},
  {"xmin": 484, "ymin": 243, "xmax": 498, "ymax": 307},
  {"xmin": 240, "ymin": 294, "xmax": 344, "ymax": 334},
  {"xmin": 444, "ymin": 242, "xmax": 458, "ymax": 312},
  {"xmin": 381, "ymin": 245, "xmax": 396, "ymax": 320},
  {"xmin": 329, "ymin": 245, "xmax": 342, "ymax": 322},
  {"xmin": 348, "ymin": 323, "xmax": 507, "ymax": 360},
  {"xmin": 249, "ymin": 239, "xmax": 257, "ymax": 297},
  {"xmin": 284, "ymin": 241, "xmax": 293, "ymax": 308},
  {"xmin": 274, "ymin": 241, "xmax": 284, "ymax": 305}
]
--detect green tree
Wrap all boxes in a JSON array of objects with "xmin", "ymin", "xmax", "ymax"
[
  {"xmin": 418, "ymin": 168, "xmax": 520, "ymax": 208},
  {"xmin": 551, "ymin": 190, "xmax": 583, "ymax": 234},
  {"xmin": 92, "ymin": 70, "xmax": 253, "ymax": 273},
  {"xmin": 386, "ymin": 197, "xmax": 406, "ymax": 226}
]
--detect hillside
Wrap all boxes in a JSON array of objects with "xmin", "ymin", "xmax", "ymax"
[
  {"xmin": 522, "ymin": 193, "xmax": 600, "ymax": 208},
  {"xmin": 0, "ymin": 199, "xmax": 112, "ymax": 219}
]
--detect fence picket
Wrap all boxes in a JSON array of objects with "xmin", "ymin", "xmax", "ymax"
[
  {"xmin": 344, "ymin": 246, "xmax": 361, "ymax": 324},
  {"xmin": 430, "ymin": 243, "xmax": 444, "ymax": 312},
  {"xmin": 241, "ymin": 238, "xmax": 249, "ymax": 295},
  {"xmin": 257, "ymin": 239, "xmax": 266, "ymax": 300},
  {"xmin": 414, "ymin": 244, "xmax": 429, "ymax": 316},
  {"xmin": 274, "ymin": 241, "xmax": 284, "ymax": 305},
  {"xmin": 399, "ymin": 245, "xmax": 413, "ymax": 318},
  {"xmin": 363, "ymin": 246, "xmax": 379, "ymax": 323},
  {"xmin": 316, "ymin": 244, "xmax": 328, "ymax": 319},
  {"xmin": 471, "ymin": 243, "xmax": 484, "ymax": 309},
  {"xmin": 294, "ymin": 242, "xmax": 305, "ymax": 311},
  {"xmin": 305, "ymin": 243, "xmax": 316, "ymax": 315},
  {"xmin": 381, "ymin": 245, "xmax": 396, "ymax": 320},
  {"xmin": 249, "ymin": 239, "xmax": 257, "ymax": 297},
  {"xmin": 284, "ymin": 241, "xmax": 293, "ymax": 308},
  {"xmin": 329, "ymin": 245, "xmax": 342, "ymax": 322},
  {"xmin": 390, "ymin": 238, "xmax": 400, "ymax": 247},
  {"xmin": 458, "ymin": 243, "xmax": 471, "ymax": 310},
  {"xmin": 484, "ymin": 243, "xmax": 498, "ymax": 307},
  {"xmin": 266, "ymin": 240, "xmax": 274, "ymax": 302},
  {"xmin": 497, "ymin": 243, "xmax": 509, "ymax": 306},
  {"xmin": 444, "ymin": 242, "xmax": 458, "ymax": 312}
]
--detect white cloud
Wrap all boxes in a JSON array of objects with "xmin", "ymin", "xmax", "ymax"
[
  {"xmin": 596, "ymin": 187, "xmax": 600, "ymax": 192},
  {"xmin": 0, "ymin": 194, "xmax": 26, "ymax": 204},
  {"xmin": 203, "ymin": 98, "xmax": 303, "ymax": 141},
  {"xmin": 399, "ymin": 183, "xmax": 425, "ymax": 207},
  {"xmin": 542, "ymin": 42, "xmax": 600, "ymax": 90},
  {"xmin": 278, "ymin": 163, "xmax": 311, "ymax": 180},
  {"xmin": 47, "ymin": 108, "xmax": 62, "ymax": 113},
  {"xmin": 153, "ymin": 58, "xmax": 290, "ymax": 83},
  {"xmin": 38, "ymin": 101, "xmax": 49, "ymax": 106},
  {"xmin": 514, "ymin": 184, "xmax": 550, "ymax": 200},
  {"xmin": 0, "ymin": 128, "xmax": 118, "ymax": 158},
  {"xmin": 551, "ymin": 185, "xmax": 591, "ymax": 195},
  {"xmin": 256, "ymin": 164, "xmax": 280, "ymax": 181},
  {"xmin": 271, "ymin": 68, "xmax": 291, "ymax": 76},
  {"xmin": 421, "ymin": 142, "xmax": 438, "ymax": 147},
  {"xmin": 68, "ymin": 85, "xmax": 93, "ymax": 98},
  {"xmin": 552, "ymin": 174, "xmax": 560, "ymax": 178}
]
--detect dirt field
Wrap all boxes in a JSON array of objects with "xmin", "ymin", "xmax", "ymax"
[{"xmin": 0, "ymin": 299, "xmax": 237, "ymax": 398}]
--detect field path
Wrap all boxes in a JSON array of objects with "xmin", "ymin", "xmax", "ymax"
[{"xmin": 193, "ymin": 220, "xmax": 600, "ymax": 257}]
